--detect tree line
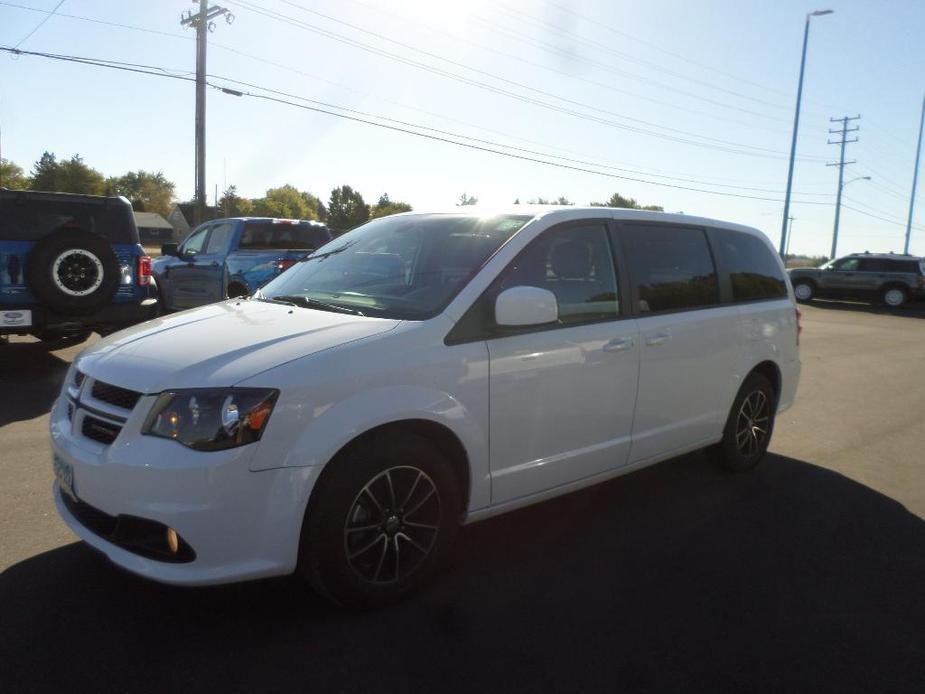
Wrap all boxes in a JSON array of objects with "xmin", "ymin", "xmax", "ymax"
[{"xmin": 2, "ymin": 153, "xmax": 665, "ymax": 235}]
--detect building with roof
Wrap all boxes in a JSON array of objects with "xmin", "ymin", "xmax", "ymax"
[{"xmin": 133, "ymin": 211, "xmax": 175, "ymax": 245}]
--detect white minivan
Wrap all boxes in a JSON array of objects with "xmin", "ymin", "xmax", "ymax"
[{"xmin": 50, "ymin": 207, "xmax": 800, "ymax": 606}]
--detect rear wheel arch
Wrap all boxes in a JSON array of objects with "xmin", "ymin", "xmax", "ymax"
[{"xmin": 745, "ymin": 360, "xmax": 782, "ymax": 405}]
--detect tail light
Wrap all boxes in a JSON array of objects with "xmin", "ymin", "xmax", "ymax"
[
  {"xmin": 137, "ymin": 255, "xmax": 152, "ymax": 286},
  {"xmin": 275, "ymin": 258, "xmax": 297, "ymax": 273},
  {"xmin": 795, "ymin": 307, "xmax": 803, "ymax": 346}
]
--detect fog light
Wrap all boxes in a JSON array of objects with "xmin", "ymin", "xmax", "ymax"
[{"xmin": 166, "ymin": 528, "xmax": 179, "ymax": 554}]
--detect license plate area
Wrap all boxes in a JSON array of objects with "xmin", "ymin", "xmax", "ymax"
[
  {"xmin": 53, "ymin": 454, "xmax": 77, "ymax": 500},
  {"xmin": 1, "ymin": 309, "xmax": 32, "ymax": 328}
]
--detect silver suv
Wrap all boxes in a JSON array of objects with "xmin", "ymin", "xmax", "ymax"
[{"xmin": 788, "ymin": 253, "xmax": 925, "ymax": 307}]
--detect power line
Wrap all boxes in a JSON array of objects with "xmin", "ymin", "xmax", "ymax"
[
  {"xmin": 208, "ymin": 70, "xmax": 834, "ymax": 197},
  {"xmin": 11, "ymin": 0, "xmax": 64, "ymax": 49},
  {"xmin": 493, "ymin": 1, "xmax": 794, "ymax": 114},
  {"xmin": 7, "ymin": 42, "xmax": 924, "ymax": 242},
  {"xmin": 228, "ymin": 0, "xmax": 826, "ymax": 161},
  {"xmin": 340, "ymin": 0, "xmax": 790, "ymax": 136},
  {"xmin": 0, "ymin": 1, "xmax": 836, "ymax": 189},
  {"xmin": 0, "ymin": 45, "xmax": 837, "ymax": 206}
]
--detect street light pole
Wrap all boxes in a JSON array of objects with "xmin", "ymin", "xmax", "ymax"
[
  {"xmin": 904, "ymin": 94, "xmax": 925, "ymax": 255},
  {"xmin": 780, "ymin": 9, "xmax": 833, "ymax": 257}
]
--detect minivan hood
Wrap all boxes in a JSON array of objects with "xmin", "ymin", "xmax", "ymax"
[{"xmin": 76, "ymin": 300, "xmax": 400, "ymax": 393}]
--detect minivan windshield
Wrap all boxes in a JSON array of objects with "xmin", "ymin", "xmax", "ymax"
[{"xmin": 256, "ymin": 214, "xmax": 530, "ymax": 320}]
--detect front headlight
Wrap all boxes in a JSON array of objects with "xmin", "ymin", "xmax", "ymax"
[{"xmin": 142, "ymin": 388, "xmax": 279, "ymax": 451}]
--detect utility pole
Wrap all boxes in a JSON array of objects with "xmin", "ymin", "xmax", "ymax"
[
  {"xmin": 181, "ymin": 1, "xmax": 233, "ymax": 227},
  {"xmin": 905, "ymin": 94, "xmax": 925, "ymax": 255},
  {"xmin": 827, "ymin": 115, "xmax": 861, "ymax": 259},
  {"xmin": 784, "ymin": 216, "xmax": 795, "ymax": 256}
]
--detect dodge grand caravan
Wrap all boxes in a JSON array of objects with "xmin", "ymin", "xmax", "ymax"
[{"xmin": 51, "ymin": 208, "xmax": 800, "ymax": 606}]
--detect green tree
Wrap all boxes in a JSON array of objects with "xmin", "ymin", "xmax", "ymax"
[
  {"xmin": 30, "ymin": 152, "xmax": 105, "ymax": 194},
  {"xmin": 457, "ymin": 192, "xmax": 478, "ymax": 206},
  {"xmin": 106, "ymin": 170, "xmax": 175, "ymax": 216},
  {"xmin": 327, "ymin": 185, "xmax": 370, "ymax": 233},
  {"xmin": 0, "ymin": 158, "xmax": 29, "ymax": 189},
  {"xmin": 30, "ymin": 152, "xmax": 60, "ymax": 191},
  {"xmin": 219, "ymin": 185, "xmax": 254, "ymax": 217},
  {"xmin": 301, "ymin": 191, "xmax": 327, "ymax": 221},
  {"xmin": 590, "ymin": 192, "xmax": 663, "ymax": 211},
  {"xmin": 370, "ymin": 193, "xmax": 412, "ymax": 219},
  {"xmin": 252, "ymin": 184, "xmax": 314, "ymax": 219},
  {"xmin": 527, "ymin": 196, "xmax": 573, "ymax": 205}
]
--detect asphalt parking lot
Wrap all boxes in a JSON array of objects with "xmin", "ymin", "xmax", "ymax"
[{"xmin": 2, "ymin": 301, "xmax": 925, "ymax": 693}]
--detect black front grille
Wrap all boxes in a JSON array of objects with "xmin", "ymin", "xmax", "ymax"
[
  {"xmin": 91, "ymin": 380, "xmax": 141, "ymax": 411},
  {"xmin": 82, "ymin": 415, "xmax": 121, "ymax": 445},
  {"xmin": 67, "ymin": 402, "xmax": 74, "ymax": 419},
  {"xmin": 60, "ymin": 493, "xmax": 195, "ymax": 563},
  {"xmin": 74, "ymin": 371, "xmax": 86, "ymax": 388}
]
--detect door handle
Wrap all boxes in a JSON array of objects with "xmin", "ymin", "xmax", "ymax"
[
  {"xmin": 645, "ymin": 332, "xmax": 670, "ymax": 346},
  {"xmin": 603, "ymin": 337, "xmax": 635, "ymax": 353}
]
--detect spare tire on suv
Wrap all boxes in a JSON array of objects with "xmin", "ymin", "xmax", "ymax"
[{"xmin": 25, "ymin": 228, "xmax": 122, "ymax": 314}]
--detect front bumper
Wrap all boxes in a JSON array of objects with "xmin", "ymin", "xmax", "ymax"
[{"xmin": 50, "ymin": 394, "xmax": 321, "ymax": 586}]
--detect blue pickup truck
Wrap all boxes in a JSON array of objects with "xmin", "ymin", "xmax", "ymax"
[{"xmin": 152, "ymin": 217, "xmax": 332, "ymax": 311}]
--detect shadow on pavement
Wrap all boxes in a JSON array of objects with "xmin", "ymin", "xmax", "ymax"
[
  {"xmin": 807, "ymin": 298, "xmax": 925, "ymax": 319},
  {"xmin": 2, "ymin": 453, "xmax": 924, "ymax": 693},
  {"xmin": 0, "ymin": 340, "xmax": 74, "ymax": 427}
]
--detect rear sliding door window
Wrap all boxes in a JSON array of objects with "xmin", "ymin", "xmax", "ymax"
[
  {"xmin": 622, "ymin": 224, "xmax": 719, "ymax": 313},
  {"xmin": 710, "ymin": 228, "xmax": 787, "ymax": 301}
]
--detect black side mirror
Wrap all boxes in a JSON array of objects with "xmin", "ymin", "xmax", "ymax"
[{"xmin": 162, "ymin": 242, "xmax": 179, "ymax": 257}]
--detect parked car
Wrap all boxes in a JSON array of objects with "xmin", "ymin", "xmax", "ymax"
[
  {"xmin": 788, "ymin": 252, "xmax": 925, "ymax": 307},
  {"xmin": 50, "ymin": 208, "xmax": 800, "ymax": 606},
  {"xmin": 0, "ymin": 189, "xmax": 157, "ymax": 343},
  {"xmin": 152, "ymin": 217, "xmax": 332, "ymax": 311}
]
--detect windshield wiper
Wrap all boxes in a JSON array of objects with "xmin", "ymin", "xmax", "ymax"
[
  {"xmin": 302, "ymin": 240, "xmax": 357, "ymax": 262},
  {"xmin": 270, "ymin": 294, "xmax": 365, "ymax": 316}
]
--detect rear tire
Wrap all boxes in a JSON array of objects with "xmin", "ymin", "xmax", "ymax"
[
  {"xmin": 298, "ymin": 431, "xmax": 461, "ymax": 608},
  {"xmin": 881, "ymin": 286, "xmax": 907, "ymax": 308},
  {"xmin": 713, "ymin": 373, "xmax": 776, "ymax": 472},
  {"xmin": 792, "ymin": 281, "xmax": 815, "ymax": 302}
]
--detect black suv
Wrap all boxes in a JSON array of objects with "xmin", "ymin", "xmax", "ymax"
[
  {"xmin": 1, "ymin": 189, "xmax": 159, "ymax": 343},
  {"xmin": 788, "ymin": 252, "xmax": 925, "ymax": 307}
]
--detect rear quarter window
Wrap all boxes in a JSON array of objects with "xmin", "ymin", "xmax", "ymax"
[
  {"xmin": 709, "ymin": 228, "xmax": 787, "ymax": 301},
  {"xmin": 0, "ymin": 196, "xmax": 138, "ymax": 244}
]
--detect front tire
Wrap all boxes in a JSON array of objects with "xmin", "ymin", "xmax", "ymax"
[
  {"xmin": 713, "ymin": 373, "xmax": 776, "ymax": 472},
  {"xmin": 298, "ymin": 431, "xmax": 461, "ymax": 608}
]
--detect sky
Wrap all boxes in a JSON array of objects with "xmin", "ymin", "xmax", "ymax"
[{"xmin": 0, "ymin": 0, "xmax": 923, "ymax": 257}]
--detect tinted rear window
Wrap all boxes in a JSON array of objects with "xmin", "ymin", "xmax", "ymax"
[
  {"xmin": 240, "ymin": 223, "xmax": 331, "ymax": 250},
  {"xmin": 888, "ymin": 259, "xmax": 921, "ymax": 274},
  {"xmin": 710, "ymin": 228, "xmax": 787, "ymax": 301},
  {"xmin": 0, "ymin": 195, "xmax": 137, "ymax": 244},
  {"xmin": 622, "ymin": 224, "xmax": 719, "ymax": 313}
]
